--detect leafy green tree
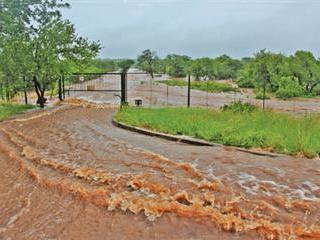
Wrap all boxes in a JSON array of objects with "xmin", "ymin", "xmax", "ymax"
[
  {"xmin": 190, "ymin": 58, "xmax": 213, "ymax": 80},
  {"xmin": 0, "ymin": 0, "xmax": 33, "ymax": 101},
  {"xmin": 275, "ymin": 76, "xmax": 304, "ymax": 99},
  {"xmin": 212, "ymin": 55, "xmax": 242, "ymax": 80},
  {"xmin": 190, "ymin": 59, "xmax": 204, "ymax": 81},
  {"xmin": 117, "ymin": 59, "xmax": 135, "ymax": 73},
  {"xmin": 164, "ymin": 54, "xmax": 191, "ymax": 78},
  {"xmin": 137, "ymin": 49, "xmax": 159, "ymax": 78},
  {"xmin": 236, "ymin": 50, "xmax": 307, "ymax": 99},
  {"xmin": 290, "ymin": 51, "xmax": 320, "ymax": 94},
  {"xmin": 90, "ymin": 59, "xmax": 118, "ymax": 72},
  {"xmin": 0, "ymin": 0, "xmax": 100, "ymax": 107},
  {"xmin": 236, "ymin": 59, "xmax": 256, "ymax": 88},
  {"xmin": 154, "ymin": 58, "xmax": 168, "ymax": 74}
]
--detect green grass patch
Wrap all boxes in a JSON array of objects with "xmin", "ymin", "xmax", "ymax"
[
  {"xmin": 158, "ymin": 79, "xmax": 238, "ymax": 93},
  {"xmin": 0, "ymin": 103, "xmax": 36, "ymax": 121},
  {"xmin": 115, "ymin": 106, "xmax": 320, "ymax": 158}
]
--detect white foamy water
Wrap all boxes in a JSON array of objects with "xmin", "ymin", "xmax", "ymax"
[{"xmin": 237, "ymin": 172, "xmax": 320, "ymax": 201}]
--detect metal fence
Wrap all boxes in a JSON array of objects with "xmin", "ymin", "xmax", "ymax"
[
  {"xmin": 10, "ymin": 72, "xmax": 320, "ymax": 115},
  {"xmin": 65, "ymin": 73, "xmax": 123, "ymax": 104},
  {"xmin": 127, "ymin": 76, "xmax": 320, "ymax": 115}
]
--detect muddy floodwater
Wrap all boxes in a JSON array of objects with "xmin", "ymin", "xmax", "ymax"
[{"xmin": 0, "ymin": 101, "xmax": 320, "ymax": 239}]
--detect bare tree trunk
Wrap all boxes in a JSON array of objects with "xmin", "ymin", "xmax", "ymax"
[{"xmin": 33, "ymin": 76, "xmax": 47, "ymax": 108}]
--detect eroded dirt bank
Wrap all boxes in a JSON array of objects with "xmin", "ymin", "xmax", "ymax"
[{"xmin": 0, "ymin": 102, "xmax": 319, "ymax": 239}]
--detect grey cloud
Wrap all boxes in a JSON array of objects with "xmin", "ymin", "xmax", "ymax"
[{"xmin": 63, "ymin": 0, "xmax": 320, "ymax": 58}]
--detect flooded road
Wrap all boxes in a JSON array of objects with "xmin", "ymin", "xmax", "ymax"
[
  {"xmin": 0, "ymin": 102, "xmax": 320, "ymax": 239},
  {"xmin": 65, "ymin": 73, "xmax": 320, "ymax": 114}
]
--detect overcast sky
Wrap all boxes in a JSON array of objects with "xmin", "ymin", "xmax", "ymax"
[{"xmin": 62, "ymin": 0, "xmax": 320, "ymax": 59}]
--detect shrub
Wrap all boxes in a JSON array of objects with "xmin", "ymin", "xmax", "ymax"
[
  {"xmin": 255, "ymin": 91, "xmax": 271, "ymax": 100},
  {"xmin": 221, "ymin": 101, "xmax": 256, "ymax": 113},
  {"xmin": 236, "ymin": 64, "xmax": 255, "ymax": 88},
  {"xmin": 192, "ymin": 80, "xmax": 237, "ymax": 93},
  {"xmin": 312, "ymin": 85, "xmax": 320, "ymax": 96},
  {"xmin": 158, "ymin": 79, "xmax": 238, "ymax": 93},
  {"xmin": 236, "ymin": 78, "xmax": 255, "ymax": 88},
  {"xmin": 275, "ymin": 76, "xmax": 304, "ymax": 100}
]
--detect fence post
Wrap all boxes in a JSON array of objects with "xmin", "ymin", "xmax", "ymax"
[
  {"xmin": 58, "ymin": 76, "xmax": 63, "ymax": 101},
  {"xmin": 187, "ymin": 74, "xmax": 191, "ymax": 108},
  {"xmin": 62, "ymin": 73, "xmax": 65, "ymax": 100},
  {"xmin": 150, "ymin": 76, "xmax": 153, "ymax": 107},
  {"xmin": 166, "ymin": 84, "xmax": 169, "ymax": 106},
  {"xmin": 23, "ymin": 76, "xmax": 28, "ymax": 105},
  {"xmin": 206, "ymin": 80, "xmax": 209, "ymax": 107},
  {"xmin": 121, "ymin": 72, "xmax": 127, "ymax": 105},
  {"xmin": 262, "ymin": 82, "xmax": 266, "ymax": 111}
]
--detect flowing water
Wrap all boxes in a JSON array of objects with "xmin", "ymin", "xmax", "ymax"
[{"xmin": 0, "ymin": 100, "xmax": 319, "ymax": 239}]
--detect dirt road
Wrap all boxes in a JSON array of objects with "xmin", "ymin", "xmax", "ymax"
[{"xmin": 0, "ymin": 102, "xmax": 319, "ymax": 239}]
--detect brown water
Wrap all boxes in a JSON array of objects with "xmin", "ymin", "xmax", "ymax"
[
  {"xmin": 0, "ymin": 101, "xmax": 319, "ymax": 239},
  {"xmin": 65, "ymin": 74, "xmax": 320, "ymax": 114}
]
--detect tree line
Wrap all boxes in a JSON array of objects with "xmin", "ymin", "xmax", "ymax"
[
  {"xmin": 1, "ymin": 1, "xmax": 319, "ymax": 106},
  {"xmin": 135, "ymin": 49, "xmax": 320, "ymax": 100}
]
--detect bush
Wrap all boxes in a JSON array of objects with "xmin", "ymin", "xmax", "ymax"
[
  {"xmin": 312, "ymin": 85, "xmax": 320, "ymax": 96},
  {"xmin": 255, "ymin": 91, "xmax": 271, "ymax": 100},
  {"xmin": 221, "ymin": 101, "xmax": 256, "ymax": 113},
  {"xmin": 192, "ymin": 80, "xmax": 237, "ymax": 93},
  {"xmin": 236, "ymin": 78, "xmax": 255, "ymax": 88},
  {"xmin": 236, "ymin": 64, "xmax": 255, "ymax": 88},
  {"xmin": 275, "ymin": 76, "xmax": 304, "ymax": 100},
  {"xmin": 158, "ymin": 79, "xmax": 238, "ymax": 93}
]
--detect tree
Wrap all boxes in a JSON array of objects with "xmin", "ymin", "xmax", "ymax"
[
  {"xmin": 212, "ymin": 55, "xmax": 242, "ymax": 80},
  {"xmin": 117, "ymin": 59, "xmax": 135, "ymax": 74},
  {"xmin": 0, "ymin": 0, "xmax": 33, "ymax": 101},
  {"xmin": 190, "ymin": 59, "xmax": 204, "ymax": 81},
  {"xmin": 290, "ymin": 51, "xmax": 320, "ymax": 94},
  {"xmin": 29, "ymin": 6, "xmax": 100, "ymax": 107},
  {"xmin": 164, "ymin": 54, "xmax": 191, "ymax": 78},
  {"xmin": 236, "ymin": 50, "xmax": 301, "ymax": 98},
  {"xmin": 0, "ymin": 0, "xmax": 100, "ymax": 107},
  {"xmin": 190, "ymin": 58, "xmax": 213, "ymax": 80},
  {"xmin": 137, "ymin": 49, "xmax": 159, "ymax": 78},
  {"xmin": 256, "ymin": 61, "xmax": 270, "ymax": 109},
  {"xmin": 91, "ymin": 59, "xmax": 117, "ymax": 72}
]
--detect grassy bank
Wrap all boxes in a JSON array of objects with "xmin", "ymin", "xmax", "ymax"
[
  {"xmin": 158, "ymin": 79, "xmax": 238, "ymax": 93},
  {"xmin": 0, "ymin": 103, "xmax": 36, "ymax": 121},
  {"xmin": 115, "ymin": 106, "xmax": 320, "ymax": 158}
]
